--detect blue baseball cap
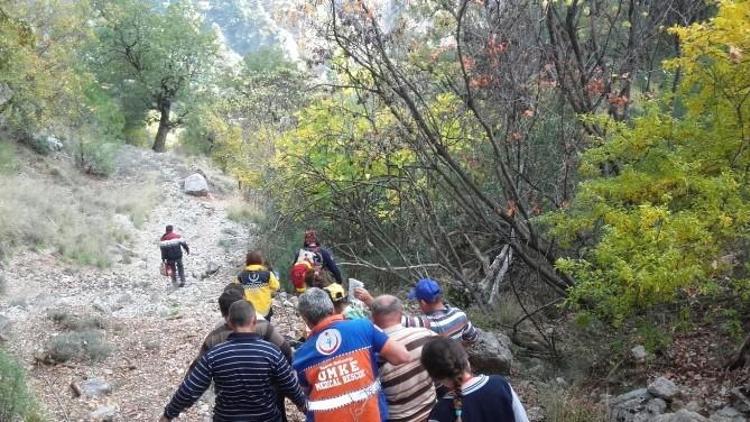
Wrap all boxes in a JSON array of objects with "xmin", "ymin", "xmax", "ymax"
[{"xmin": 407, "ymin": 278, "xmax": 442, "ymax": 302}]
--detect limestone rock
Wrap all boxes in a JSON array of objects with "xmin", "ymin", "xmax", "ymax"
[
  {"xmin": 647, "ymin": 398, "xmax": 669, "ymax": 416},
  {"xmin": 710, "ymin": 407, "xmax": 747, "ymax": 422},
  {"xmin": 75, "ymin": 378, "xmax": 112, "ymax": 398},
  {"xmin": 631, "ymin": 345, "xmax": 647, "ymax": 362},
  {"xmin": 183, "ymin": 173, "xmax": 209, "ymax": 196},
  {"xmin": 648, "ymin": 377, "xmax": 681, "ymax": 401},
  {"xmin": 654, "ymin": 409, "xmax": 709, "ymax": 422},
  {"xmin": 609, "ymin": 388, "xmax": 653, "ymax": 422},
  {"xmin": 467, "ymin": 328, "xmax": 512, "ymax": 375},
  {"xmin": 89, "ymin": 405, "xmax": 116, "ymax": 421}
]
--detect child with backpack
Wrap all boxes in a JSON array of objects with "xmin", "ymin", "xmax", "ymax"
[{"xmin": 289, "ymin": 229, "xmax": 342, "ymax": 293}]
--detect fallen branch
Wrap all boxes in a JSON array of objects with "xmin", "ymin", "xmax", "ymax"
[{"xmin": 41, "ymin": 373, "xmax": 71, "ymax": 422}]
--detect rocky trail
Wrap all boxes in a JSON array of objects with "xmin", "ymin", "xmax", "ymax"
[{"xmin": 0, "ymin": 146, "xmax": 305, "ymax": 421}]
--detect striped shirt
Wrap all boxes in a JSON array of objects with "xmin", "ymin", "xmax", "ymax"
[
  {"xmin": 380, "ymin": 325, "xmax": 437, "ymax": 422},
  {"xmin": 402, "ymin": 305, "xmax": 478, "ymax": 344},
  {"xmin": 164, "ymin": 332, "xmax": 306, "ymax": 421}
]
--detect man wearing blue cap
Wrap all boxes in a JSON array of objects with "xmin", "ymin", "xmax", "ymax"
[{"xmin": 356, "ymin": 278, "xmax": 478, "ymax": 346}]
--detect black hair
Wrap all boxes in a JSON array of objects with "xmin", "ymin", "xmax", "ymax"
[
  {"xmin": 421, "ymin": 337, "xmax": 468, "ymax": 421},
  {"xmin": 165, "ymin": 225, "xmax": 174, "ymax": 232},
  {"xmin": 218, "ymin": 286, "xmax": 245, "ymax": 317},
  {"xmin": 245, "ymin": 250, "xmax": 264, "ymax": 266},
  {"xmin": 228, "ymin": 300, "xmax": 256, "ymax": 328}
]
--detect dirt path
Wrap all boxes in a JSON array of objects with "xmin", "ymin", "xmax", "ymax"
[{"xmin": 0, "ymin": 146, "xmax": 304, "ymax": 421}]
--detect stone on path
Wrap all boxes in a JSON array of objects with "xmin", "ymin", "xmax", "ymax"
[
  {"xmin": 183, "ymin": 173, "xmax": 209, "ymax": 196},
  {"xmin": 74, "ymin": 378, "xmax": 112, "ymax": 398},
  {"xmin": 89, "ymin": 405, "xmax": 116, "ymax": 421},
  {"xmin": 648, "ymin": 377, "xmax": 681, "ymax": 401}
]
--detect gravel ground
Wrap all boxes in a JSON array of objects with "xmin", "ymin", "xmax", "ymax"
[{"xmin": 0, "ymin": 146, "xmax": 305, "ymax": 421}]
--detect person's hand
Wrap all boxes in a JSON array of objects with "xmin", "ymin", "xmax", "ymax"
[{"xmin": 354, "ymin": 287, "xmax": 374, "ymax": 306}]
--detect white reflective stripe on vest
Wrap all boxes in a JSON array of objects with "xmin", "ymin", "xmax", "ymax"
[{"xmin": 308, "ymin": 380, "xmax": 381, "ymax": 412}]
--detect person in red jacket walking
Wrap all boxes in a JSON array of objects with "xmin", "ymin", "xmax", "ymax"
[{"xmin": 159, "ymin": 225, "xmax": 190, "ymax": 287}]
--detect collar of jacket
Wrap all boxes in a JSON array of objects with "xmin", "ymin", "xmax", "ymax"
[
  {"xmin": 245, "ymin": 264, "xmax": 268, "ymax": 271},
  {"xmin": 311, "ymin": 314, "xmax": 345, "ymax": 335}
]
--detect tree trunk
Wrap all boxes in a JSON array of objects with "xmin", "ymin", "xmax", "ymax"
[{"xmin": 152, "ymin": 100, "xmax": 171, "ymax": 152}]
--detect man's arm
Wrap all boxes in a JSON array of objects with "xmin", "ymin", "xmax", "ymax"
[
  {"xmin": 271, "ymin": 350, "xmax": 307, "ymax": 411},
  {"xmin": 180, "ymin": 239, "xmax": 190, "ymax": 255},
  {"xmin": 461, "ymin": 318, "xmax": 479, "ymax": 345},
  {"xmin": 163, "ymin": 353, "xmax": 212, "ymax": 419},
  {"xmin": 379, "ymin": 338, "xmax": 410, "ymax": 365}
]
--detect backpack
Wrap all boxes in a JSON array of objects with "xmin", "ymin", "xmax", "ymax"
[{"xmin": 290, "ymin": 261, "xmax": 312, "ymax": 292}]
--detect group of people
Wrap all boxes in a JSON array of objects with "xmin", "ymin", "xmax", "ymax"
[{"xmin": 158, "ymin": 227, "xmax": 529, "ymax": 422}]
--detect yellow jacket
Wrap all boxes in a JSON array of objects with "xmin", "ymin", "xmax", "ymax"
[{"xmin": 235, "ymin": 264, "xmax": 279, "ymax": 317}]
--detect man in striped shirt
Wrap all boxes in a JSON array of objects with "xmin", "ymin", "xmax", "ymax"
[
  {"xmin": 161, "ymin": 300, "xmax": 306, "ymax": 422},
  {"xmin": 355, "ymin": 278, "xmax": 479, "ymax": 346},
  {"xmin": 372, "ymin": 295, "xmax": 437, "ymax": 422}
]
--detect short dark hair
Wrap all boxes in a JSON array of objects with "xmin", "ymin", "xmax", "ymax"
[
  {"xmin": 165, "ymin": 225, "xmax": 174, "ymax": 232},
  {"xmin": 228, "ymin": 300, "xmax": 256, "ymax": 328},
  {"xmin": 245, "ymin": 250, "xmax": 264, "ymax": 266},
  {"xmin": 218, "ymin": 287, "xmax": 245, "ymax": 317}
]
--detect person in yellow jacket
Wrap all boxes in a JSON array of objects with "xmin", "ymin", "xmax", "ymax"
[{"xmin": 236, "ymin": 250, "xmax": 280, "ymax": 322}]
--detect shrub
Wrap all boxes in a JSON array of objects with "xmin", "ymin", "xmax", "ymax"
[
  {"xmin": 47, "ymin": 310, "xmax": 105, "ymax": 331},
  {"xmin": 538, "ymin": 386, "xmax": 607, "ymax": 422},
  {"xmin": 0, "ymin": 170, "xmax": 157, "ymax": 265},
  {"xmin": 45, "ymin": 330, "xmax": 111, "ymax": 363},
  {"xmin": 0, "ymin": 140, "xmax": 17, "ymax": 174},
  {"xmin": 0, "ymin": 349, "xmax": 44, "ymax": 421}
]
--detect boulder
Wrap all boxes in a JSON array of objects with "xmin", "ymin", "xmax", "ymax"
[
  {"xmin": 183, "ymin": 173, "xmax": 209, "ymax": 196},
  {"xmin": 654, "ymin": 409, "xmax": 709, "ymax": 422},
  {"xmin": 647, "ymin": 398, "xmax": 669, "ymax": 416},
  {"xmin": 649, "ymin": 377, "xmax": 681, "ymax": 401},
  {"xmin": 609, "ymin": 388, "xmax": 654, "ymax": 422},
  {"xmin": 467, "ymin": 329, "xmax": 512, "ymax": 375},
  {"xmin": 710, "ymin": 407, "xmax": 747, "ymax": 422}
]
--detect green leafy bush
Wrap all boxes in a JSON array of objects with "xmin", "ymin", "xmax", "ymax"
[
  {"xmin": 45, "ymin": 330, "xmax": 111, "ymax": 363},
  {"xmin": 549, "ymin": 2, "xmax": 750, "ymax": 322},
  {"xmin": 0, "ymin": 349, "xmax": 44, "ymax": 421}
]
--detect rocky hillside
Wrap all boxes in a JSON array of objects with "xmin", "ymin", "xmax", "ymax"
[{"xmin": 0, "ymin": 145, "xmax": 305, "ymax": 421}]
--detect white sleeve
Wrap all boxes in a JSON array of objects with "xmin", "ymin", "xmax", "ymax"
[{"xmin": 511, "ymin": 386, "xmax": 529, "ymax": 422}]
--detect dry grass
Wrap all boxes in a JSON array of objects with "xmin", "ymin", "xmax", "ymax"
[
  {"xmin": 537, "ymin": 385, "xmax": 607, "ymax": 422},
  {"xmin": 0, "ymin": 170, "xmax": 157, "ymax": 266}
]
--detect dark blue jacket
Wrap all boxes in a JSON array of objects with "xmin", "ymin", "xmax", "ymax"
[{"xmin": 428, "ymin": 375, "xmax": 527, "ymax": 422}]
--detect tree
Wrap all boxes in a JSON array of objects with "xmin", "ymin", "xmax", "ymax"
[
  {"xmin": 549, "ymin": 0, "xmax": 750, "ymax": 322},
  {"xmin": 94, "ymin": 0, "xmax": 218, "ymax": 152}
]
